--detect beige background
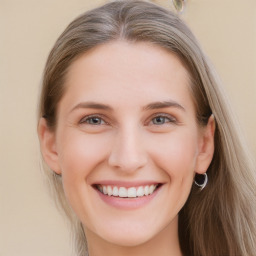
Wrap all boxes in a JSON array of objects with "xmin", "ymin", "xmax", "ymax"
[{"xmin": 1, "ymin": 0, "xmax": 255, "ymax": 255}]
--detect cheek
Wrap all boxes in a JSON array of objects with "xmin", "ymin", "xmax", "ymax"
[
  {"xmin": 148, "ymin": 130, "xmax": 199, "ymax": 180},
  {"xmin": 154, "ymin": 131, "xmax": 199, "ymax": 210},
  {"xmin": 143, "ymin": 130, "xmax": 199, "ymax": 226},
  {"xmin": 56, "ymin": 130, "xmax": 112, "ymax": 188},
  {"xmin": 56, "ymin": 130, "xmax": 113, "ymax": 218}
]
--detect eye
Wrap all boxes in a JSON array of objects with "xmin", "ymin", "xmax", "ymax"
[
  {"xmin": 80, "ymin": 115, "xmax": 107, "ymax": 125},
  {"xmin": 149, "ymin": 114, "xmax": 177, "ymax": 126},
  {"xmin": 152, "ymin": 116, "xmax": 169, "ymax": 125}
]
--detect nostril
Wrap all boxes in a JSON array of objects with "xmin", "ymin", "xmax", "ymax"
[
  {"xmin": 108, "ymin": 158, "xmax": 147, "ymax": 172},
  {"xmin": 108, "ymin": 151, "xmax": 147, "ymax": 172},
  {"xmin": 107, "ymin": 130, "xmax": 148, "ymax": 172}
]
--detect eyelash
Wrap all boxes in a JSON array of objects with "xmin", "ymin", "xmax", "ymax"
[
  {"xmin": 79, "ymin": 114, "xmax": 108, "ymax": 125},
  {"xmin": 148, "ymin": 113, "xmax": 177, "ymax": 125},
  {"xmin": 79, "ymin": 113, "xmax": 177, "ymax": 126}
]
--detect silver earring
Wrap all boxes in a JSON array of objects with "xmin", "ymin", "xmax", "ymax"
[
  {"xmin": 172, "ymin": 0, "xmax": 187, "ymax": 13},
  {"xmin": 194, "ymin": 173, "xmax": 208, "ymax": 190}
]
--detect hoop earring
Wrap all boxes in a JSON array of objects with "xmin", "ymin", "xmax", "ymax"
[{"xmin": 194, "ymin": 173, "xmax": 208, "ymax": 190}]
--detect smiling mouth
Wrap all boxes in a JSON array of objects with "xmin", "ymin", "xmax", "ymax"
[{"xmin": 94, "ymin": 184, "xmax": 162, "ymax": 198}]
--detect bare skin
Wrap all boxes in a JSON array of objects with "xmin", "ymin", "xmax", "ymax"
[{"xmin": 39, "ymin": 41, "xmax": 215, "ymax": 256}]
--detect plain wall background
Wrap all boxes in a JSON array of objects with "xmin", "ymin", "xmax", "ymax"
[{"xmin": 1, "ymin": 0, "xmax": 255, "ymax": 255}]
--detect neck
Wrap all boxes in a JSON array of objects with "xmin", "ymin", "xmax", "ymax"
[{"xmin": 85, "ymin": 217, "xmax": 182, "ymax": 256}]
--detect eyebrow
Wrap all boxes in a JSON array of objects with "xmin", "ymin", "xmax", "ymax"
[
  {"xmin": 70, "ymin": 102, "xmax": 113, "ymax": 113},
  {"xmin": 143, "ymin": 101, "xmax": 185, "ymax": 111},
  {"xmin": 70, "ymin": 100, "xmax": 185, "ymax": 113}
]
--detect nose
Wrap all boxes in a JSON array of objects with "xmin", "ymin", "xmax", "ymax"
[{"xmin": 108, "ymin": 127, "xmax": 148, "ymax": 173}]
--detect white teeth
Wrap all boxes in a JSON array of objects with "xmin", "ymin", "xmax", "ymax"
[
  {"xmin": 112, "ymin": 186, "xmax": 119, "ymax": 196},
  {"xmin": 127, "ymin": 187, "xmax": 137, "ymax": 198},
  {"xmin": 119, "ymin": 187, "xmax": 127, "ymax": 197},
  {"xmin": 144, "ymin": 185, "xmax": 149, "ymax": 196},
  {"xmin": 137, "ymin": 186, "xmax": 144, "ymax": 197},
  {"xmin": 103, "ymin": 186, "xmax": 107, "ymax": 195},
  {"xmin": 149, "ymin": 185, "xmax": 155, "ymax": 194},
  {"xmin": 107, "ymin": 186, "xmax": 112, "ymax": 196},
  {"xmin": 97, "ymin": 184, "xmax": 158, "ymax": 198}
]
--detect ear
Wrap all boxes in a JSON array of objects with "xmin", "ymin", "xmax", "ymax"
[
  {"xmin": 195, "ymin": 115, "xmax": 215, "ymax": 174},
  {"xmin": 38, "ymin": 118, "xmax": 61, "ymax": 175}
]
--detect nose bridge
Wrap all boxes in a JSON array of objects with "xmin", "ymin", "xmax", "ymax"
[{"xmin": 108, "ymin": 124, "xmax": 147, "ymax": 172}]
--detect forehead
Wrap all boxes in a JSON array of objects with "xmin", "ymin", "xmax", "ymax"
[
  {"xmin": 61, "ymin": 41, "xmax": 194, "ymax": 112},
  {"xmin": 67, "ymin": 41, "xmax": 190, "ymax": 81}
]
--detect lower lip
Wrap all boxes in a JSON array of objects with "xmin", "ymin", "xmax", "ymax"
[{"xmin": 94, "ymin": 186, "xmax": 161, "ymax": 210}]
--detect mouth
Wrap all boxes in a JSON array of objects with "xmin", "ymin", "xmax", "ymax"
[{"xmin": 93, "ymin": 184, "xmax": 162, "ymax": 198}]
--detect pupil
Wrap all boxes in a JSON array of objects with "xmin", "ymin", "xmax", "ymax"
[
  {"xmin": 91, "ymin": 117, "xmax": 100, "ymax": 124},
  {"xmin": 154, "ymin": 117, "xmax": 164, "ymax": 124}
]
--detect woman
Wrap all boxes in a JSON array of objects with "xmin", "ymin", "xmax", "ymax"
[{"xmin": 37, "ymin": 1, "xmax": 256, "ymax": 255}]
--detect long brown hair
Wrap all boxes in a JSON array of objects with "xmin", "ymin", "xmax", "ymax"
[{"xmin": 38, "ymin": 1, "xmax": 256, "ymax": 255}]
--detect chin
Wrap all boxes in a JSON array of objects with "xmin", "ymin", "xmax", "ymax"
[
  {"xmin": 85, "ymin": 220, "xmax": 158, "ymax": 248},
  {"xmin": 100, "ymin": 230, "xmax": 154, "ymax": 247}
]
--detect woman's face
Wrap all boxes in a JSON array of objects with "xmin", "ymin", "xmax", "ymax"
[{"xmin": 40, "ymin": 41, "xmax": 214, "ymax": 247}]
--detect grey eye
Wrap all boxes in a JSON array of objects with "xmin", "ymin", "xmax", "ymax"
[
  {"xmin": 86, "ymin": 117, "xmax": 104, "ymax": 125},
  {"xmin": 152, "ymin": 116, "xmax": 170, "ymax": 125}
]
